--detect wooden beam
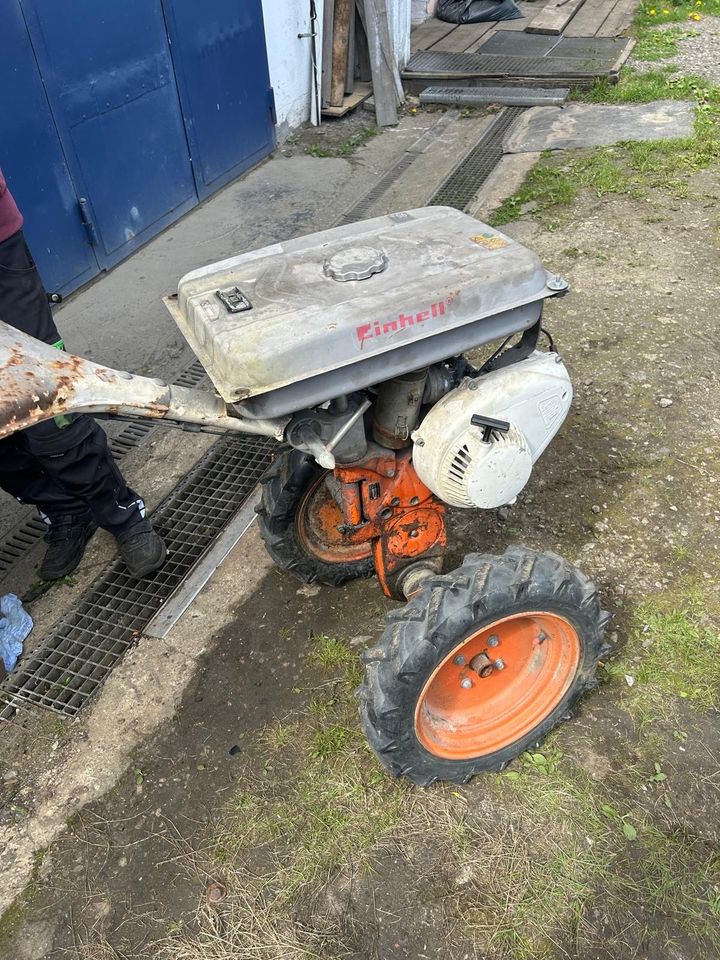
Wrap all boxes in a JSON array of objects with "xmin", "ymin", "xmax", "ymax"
[
  {"xmin": 322, "ymin": 81, "xmax": 372, "ymax": 117},
  {"xmin": 321, "ymin": 0, "xmax": 335, "ymax": 106},
  {"xmin": 596, "ymin": 0, "xmax": 639, "ymax": 36},
  {"xmin": 330, "ymin": 0, "xmax": 353, "ymax": 107},
  {"xmin": 345, "ymin": 7, "xmax": 357, "ymax": 95},
  {"xmin": 432, "ymin": 22, "xmax": 494, "ymax": 53},
  {"xmin": 410, "ymin": 19, "xmax": 457, "ymax": 51},
  {"xmin": 358, "ymin": 0, "xmax": 401, "ymax": 126},
  {"xmin": 526, "ymin": 0, "xmax": 589, "ymax": 35},
  {"xmin": 564, "ymin": 0, "xmax": 616, "ymax": 37}
]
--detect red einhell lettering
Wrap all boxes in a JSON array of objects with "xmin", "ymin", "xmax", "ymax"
[{"xmin": 355, "ymin": 297, "xmax": 452, "ymax": 347}]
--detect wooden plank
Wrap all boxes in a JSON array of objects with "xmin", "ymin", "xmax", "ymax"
[
  {"xmin": 321, "ymin": 0, "xmax": 335, "ymax": 106},
  {"xmin": 330, "ymin": 0, "xmax": 353, "ymax": 107},
  {"xmin": 432, "ymin": 21, "xmax": 494, "ymax": 53},
  {"xmin": 345, "ymin": 6, "xmax": 357, "ymax": 94},
  {"xmin": 596, "ymin": 0, "xmax": 638, "ymax": 36},
  {"xmin": 526, "ymin": 0, "xmax": 589, "ymax": 35},
  {"xmin": 564, "ymin": 0, "xmax": 616, "ymax": 37},
  {"xmin": 499, "ymin": 17, "xmax": 529, "ymax": 31},
  {"xmin": 322, "ymin": 81, "xmax": 372, "ymax": 117},
  {"xmin": 360, "ymin": 0, "xmax": 401, "ymax": 125},
  {"xmin": 410, "ymin": 19, "xmax": 457, "ymax": 51}
]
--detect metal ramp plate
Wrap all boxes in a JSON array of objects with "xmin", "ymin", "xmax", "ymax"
[
  {"xmin": 404, "ymin": 50, "xmax": 621, "ymax": 79},
  {"xmin": 420, "ymin": 85, "xmax": 569, "ymax": 107},
  {"xmin": 479, "ymin": 31, "xmax": 629, "ymax": 61}
]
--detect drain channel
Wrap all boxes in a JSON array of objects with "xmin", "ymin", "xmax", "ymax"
[
  {"xmin": 429, "ymin": 106, "xmax": 525, "ymax": 211},
  {"xmin": 0, "ymin": 434, "xmax": 274, "ymax": 719},
  {"xmin": 0, "ymin": 360, "xmax": 208, "ymax": 577},
  {"xmin": 336, "ymin": 110, "xmax": 459, "ymax": 225}
]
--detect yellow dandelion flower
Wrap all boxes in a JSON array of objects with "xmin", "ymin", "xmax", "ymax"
[{"xmin": 649, "ymin": 7, "xmax": 656, "ymax": 13}]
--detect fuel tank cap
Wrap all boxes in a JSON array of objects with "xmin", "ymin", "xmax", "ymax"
[{"xmin": 323, "ymin": 246, "xmax": 388, "ymax": 282}]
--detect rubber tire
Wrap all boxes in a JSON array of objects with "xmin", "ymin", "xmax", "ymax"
[
  {"xmin": 359, "ymin": 546, "xmax": 611, "ymax": 786},
  {"xmin": 256, "ymin": 448, "xmax": 375, "ymax": 587}
]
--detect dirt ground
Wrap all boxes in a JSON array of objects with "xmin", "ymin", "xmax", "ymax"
[{"xmin": 2, "ymin": 56, "xmax": 720, "ymax": 960}]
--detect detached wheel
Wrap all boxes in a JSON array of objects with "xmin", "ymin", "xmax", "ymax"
[
  {"xmin": 359, "ymin": 547, "xmax": 611, "ymax": 786},
  {"xmin": 257, "ymin": 449, "xmax": 374, "ymax": 586}
]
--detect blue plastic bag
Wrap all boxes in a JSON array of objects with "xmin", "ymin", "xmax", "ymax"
[
  {"xmin": 437, "ymin": 0, "xmax": 522, "ymax": 24},
  {"xmin": 0, "ymin": 594, "xmax": 33, "ymax": 672}
]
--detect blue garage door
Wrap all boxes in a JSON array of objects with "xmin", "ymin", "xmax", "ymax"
[
  {"xmin": 162, "ymin": 0, "xmax": 276, "ymax": 199},
  {"xmin": 20, "ymin": 0, "xmax": 198, "ymax": 269},
  {"xmin": 2, "ymin": 0, "xmax": 275, "ymax": 295},
  {"xmin": 0, "ymin": 0, "xmax": 97, "ymax": 294}
]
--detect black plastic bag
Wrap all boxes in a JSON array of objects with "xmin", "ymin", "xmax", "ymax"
[{"xmin": 436, "ymin": 0, "xmax": 522, "ymax": 24}]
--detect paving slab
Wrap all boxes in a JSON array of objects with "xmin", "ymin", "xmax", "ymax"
[{"xmin": 504, "ymin": 99, "xmax": 695, "ymax": 153}]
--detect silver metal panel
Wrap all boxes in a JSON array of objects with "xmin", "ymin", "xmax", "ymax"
[{"xmin": 172, "ymin": 207, "xmax": 556, "ymax": 406}]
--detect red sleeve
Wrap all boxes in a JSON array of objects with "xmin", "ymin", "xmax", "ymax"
[{"xmin": 0, "ymin": 169, "xmax": 24, "ymax": 244}]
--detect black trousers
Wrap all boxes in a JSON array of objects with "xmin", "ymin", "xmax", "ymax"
[{"xmin": 0, "ymin": 229, "xmax": 144, "ymax": 533}]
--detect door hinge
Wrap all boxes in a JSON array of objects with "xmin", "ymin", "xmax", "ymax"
[
  {"xmin": 78, "ymin": 197, "xmax": 98, "ymax": 246},
  {"xmin": 267, "ymin": 86, "xmax": 277, "ymax": 126}
]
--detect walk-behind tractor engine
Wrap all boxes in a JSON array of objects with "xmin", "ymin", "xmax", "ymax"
[{"xmin": 0, "ymin": 207, "xmax": 610, "ymax": 785}]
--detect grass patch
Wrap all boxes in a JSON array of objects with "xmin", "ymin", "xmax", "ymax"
[
  {"xmin": 633, "ymin": 26, "xmax": 695, "ymax": 61},
  {"xmin": 492, "ymin": 67, "xmax": 720, "ymax": 227},
  {"xmin": 617, "ymin": 601, "xmax": 720, "ymax": 717},
  {"xmin": 635, "ymin": 0, "xmax": 720, "ymax": 27},
  {"xmin": 159, "ymin": 623, "xmax": 720, "ymax": 959},
  {"xmin": 305, "ymin": 125, "xmax": 378, "ymax": 158},
  {"xmin": 307, "ymin": 633, "xmax": 356, "ymax": 672},
  {"xmin": 450, "ymin": 747, "xmax": 720, "ymax": 957}
]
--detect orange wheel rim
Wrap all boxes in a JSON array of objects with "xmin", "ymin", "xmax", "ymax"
[
  {"xmin": 296, "ymin": 474, "xmax": 372, "ymax": 565},
  {"xmin": 414, "ymin": 612, "xmax": 581, "ymax": 760}
]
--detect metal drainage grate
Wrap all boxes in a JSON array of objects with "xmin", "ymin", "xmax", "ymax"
[
  {"xmin": 420, "ymin": 85, "xmax": 569, "ymax": 108},
  {"xmin": 430, "ymin": 106, "xmax": 525, "ymax": 211},
  {"xmin": 336, "ymin": 110, "xmax": 459, "ymax": 225},
  {"xmin": 0, "ymin": 360, "xmax": 210, "ymax": 577},
  {"xmin": 173, "ymin": 360, "xmax": 207, "ymax": 389},
  {"xmin": 403, "ymin": 50, "xmax": 615, "ymax": 80},
  {"xmin": 0, "ymin": 433, "xmax": 274, "ymax": 718}
]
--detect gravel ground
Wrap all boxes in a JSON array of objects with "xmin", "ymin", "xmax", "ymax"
[{"xmin": 632, "ymin": 16, "xmax": 720, "ymax": 84}]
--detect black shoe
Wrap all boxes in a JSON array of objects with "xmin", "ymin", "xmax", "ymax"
[
  {"xmin": 40, "ymin": 513, "xmax": 98, "ymax": 581},
  {"xmin": 116, "ymin": 519, "xmax": 166, "ymax": 578}
]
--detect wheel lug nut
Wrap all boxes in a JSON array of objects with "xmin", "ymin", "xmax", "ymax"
[
  {"xmin": 487, "ymin": 634, "xmax": 499, "ymax": 648},
  {"xmin": 454, "ymin": 655, "xmax": 465, "ymax": 665},
  {"xmin": 494, "ymin": 658, "xmax": 506, "ymax": 671},
  {"xmin": 460, "ymin": 677, "xmax": 473, "ymax": 689}
]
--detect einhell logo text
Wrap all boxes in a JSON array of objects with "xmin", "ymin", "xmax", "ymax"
[{"xmin": 355, "ymin": 297, "xmax": 451, "ymax": 347}]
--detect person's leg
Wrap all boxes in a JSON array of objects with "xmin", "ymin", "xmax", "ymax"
[
  {"xmin": 0, "ymin": 432, "xmax": 96, "ymax": 580},
  {"xmin": 0, "ymin": 228, "xmax": 165, "ymax": 577}
]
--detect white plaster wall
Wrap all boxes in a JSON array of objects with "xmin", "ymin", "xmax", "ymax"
[
  {"xmin": 261, "ymin": 1, "xmax": 411, "ymax": 134},
  {"xmin": 261, "ymin": 1, "xmax": 316, "ymax": 137}
]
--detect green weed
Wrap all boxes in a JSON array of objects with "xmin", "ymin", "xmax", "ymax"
[
  {"xmin": 635, "ymin": 0, "xmax": 720, "ymax": 28},
  {"xmin": 633, "ymin": 26, "xmax": 696, "ymax": 61},
  {"xmin": 634, "ymin": 604, "xmax": 720, "ymax": 710},
  {"xmin": 307, "ymin": 633, "xmax": 356, "ymax": 671},
  {"xmin": 306, "ymin": 125, "xmax": 378, "ymax": 158}
]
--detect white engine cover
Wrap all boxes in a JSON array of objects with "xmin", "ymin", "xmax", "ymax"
[{"xmin": 412, "ymin": 351, "xmax": 572, "ymax": 509}]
